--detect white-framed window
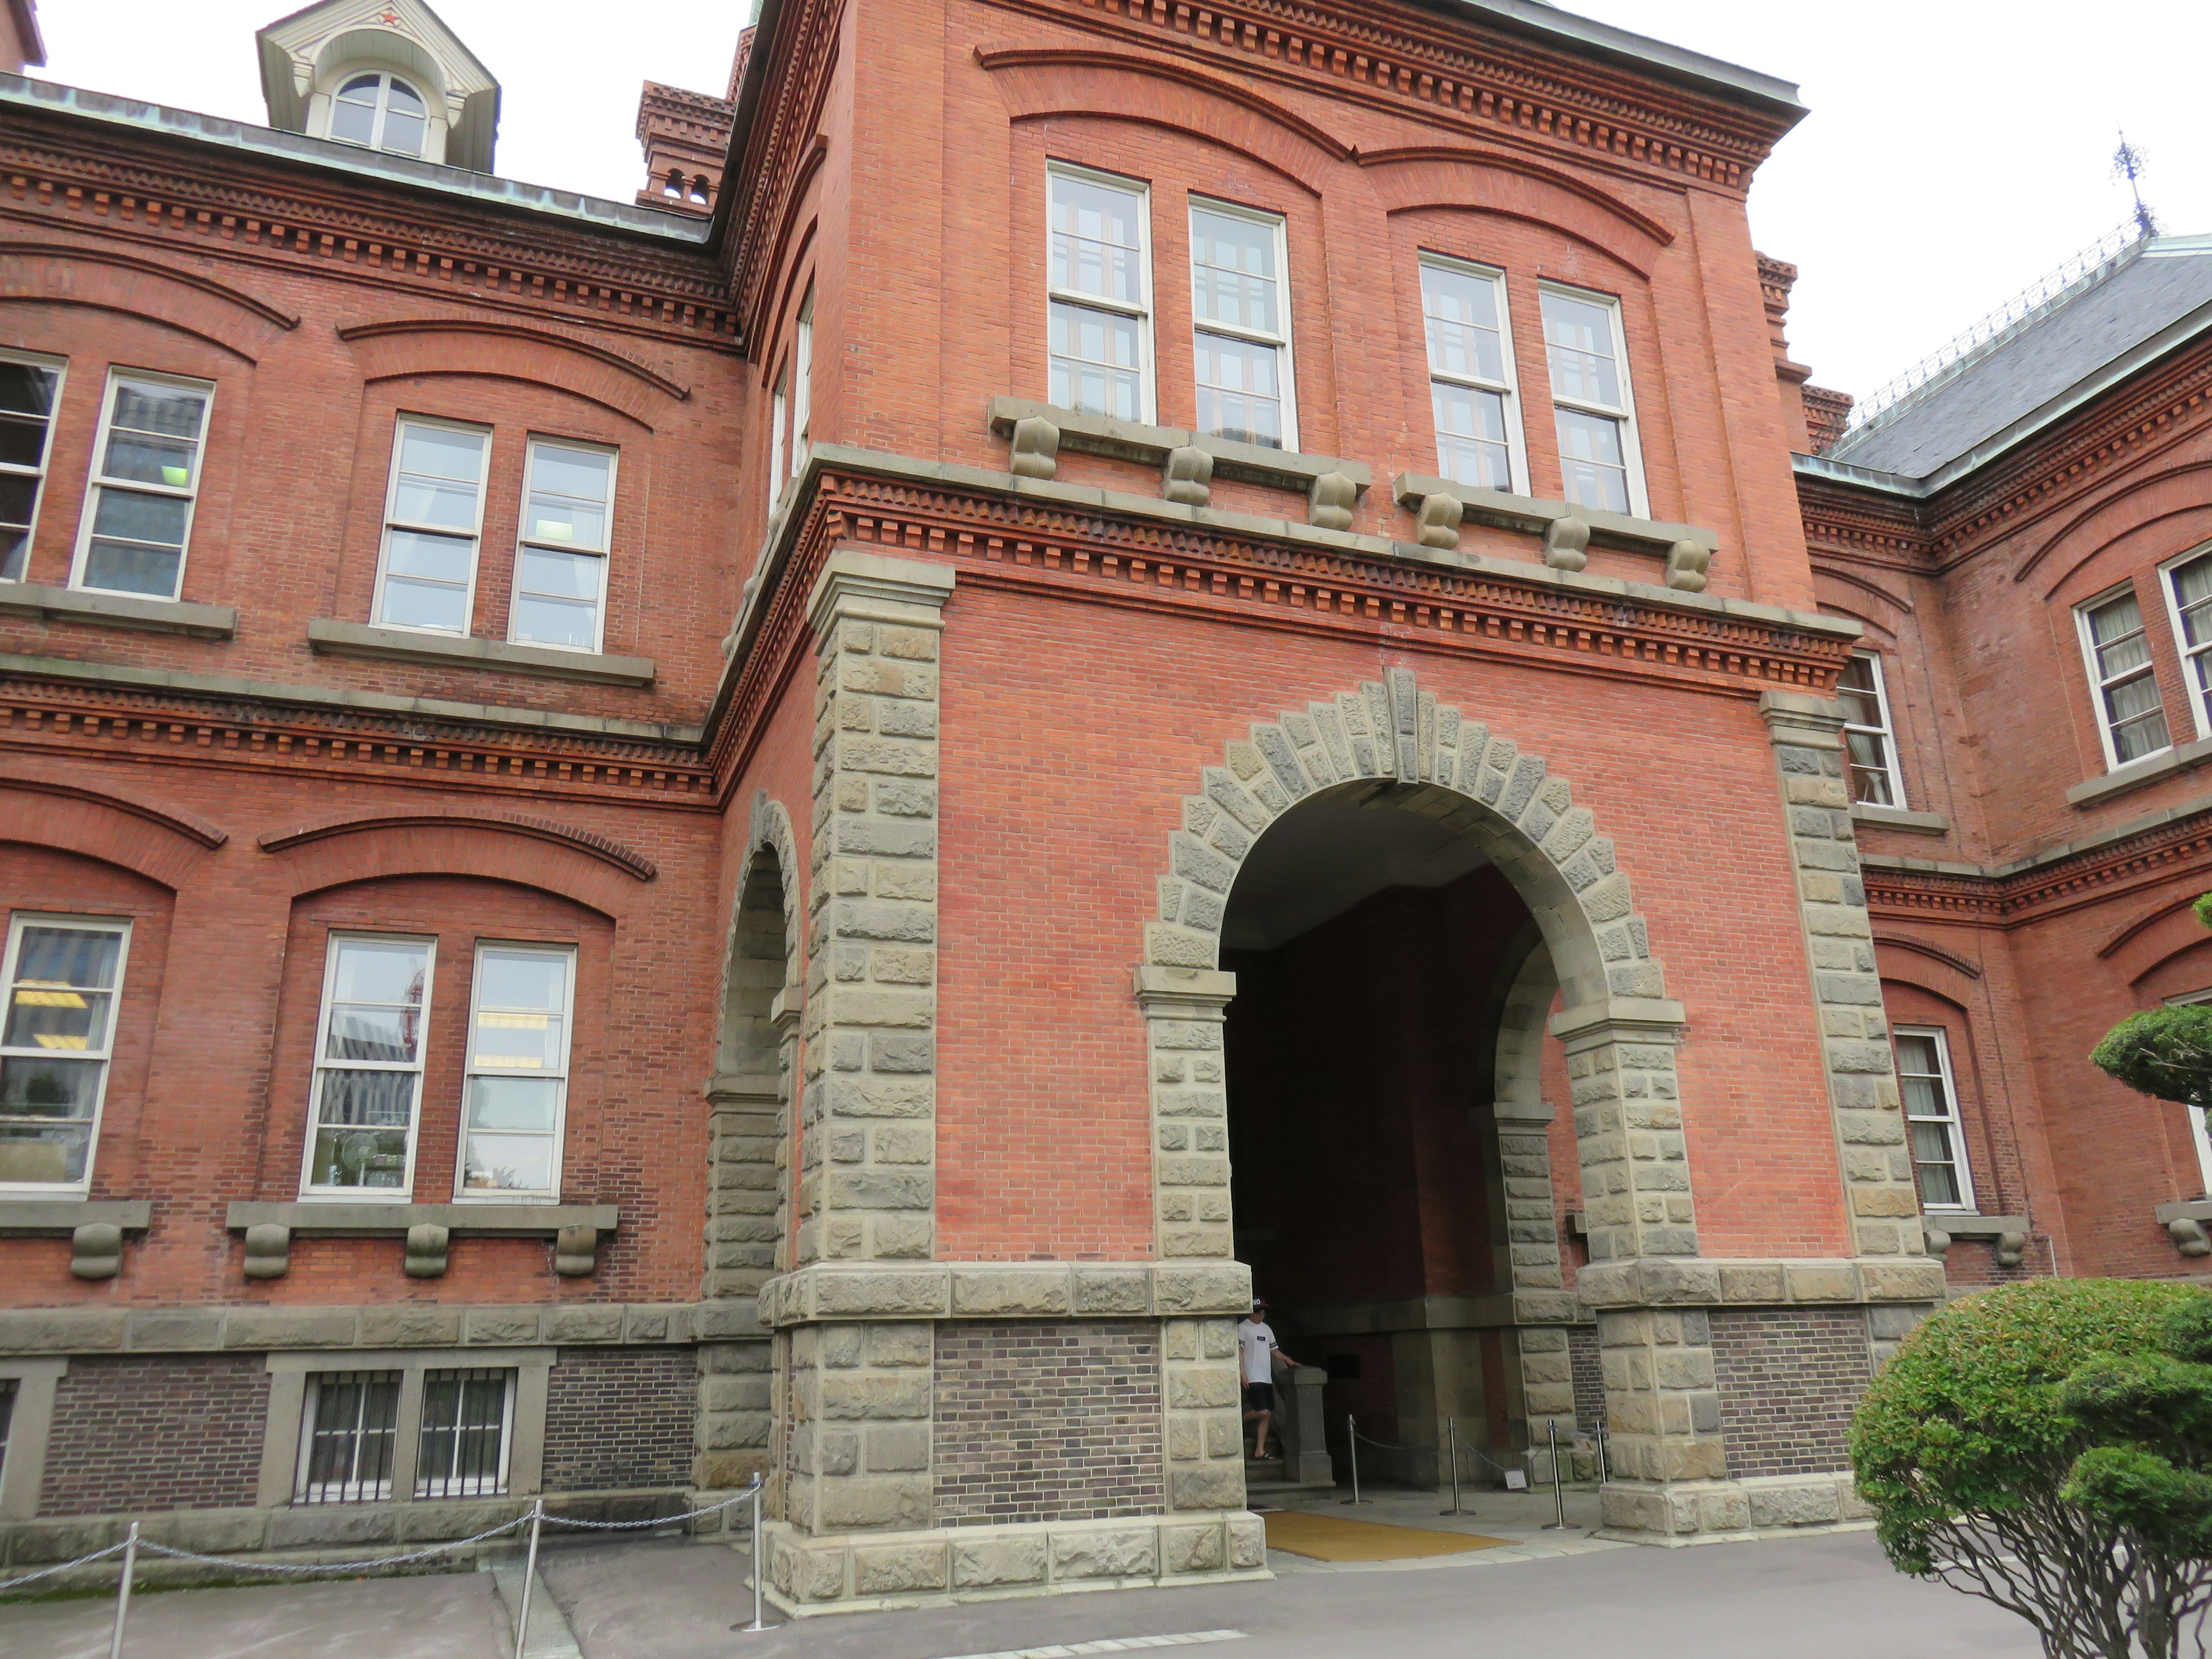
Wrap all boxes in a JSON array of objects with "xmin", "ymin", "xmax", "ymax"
[
  {"xmin": 0, "ymin": 914, "xmax": 130, "ymax": 1195},
  {"xmin": 0, "ymin": 351, "xmax": 64, "ymax": 584},
  {"xmin": 373, "ymin": 417, "xmax": 488, "ymax": 634},
  {"xmin": 1421, "ymin": 256, "xmax": 1524, "ymax": 494},
  {"xmin": 1895, "ymin": 1026, "xmax": 1975, "ymax": 1212},
  {"xmin": 415, "ymin": 1368, "xmax": 514, "ymax": 1498},
  {"xmin": 1047, "ymin": 164, "xmax": 1152, "ymax": 423},
  {"xmin": 1838, "ymin": 651, "xmax": 1907, "ymax": 808},
  {"xmin": 768, "ymin": 368, "xmax": 788, "ymax": 513},
  {"xmin": 790, "ymin": 285, "xmax": 813, "ymax": 478},
  {"xmin": 457, "ymin": 944, "xmax": 574, "ymax": 1200},
  {"xmin": 301, "ymin": 934, "xmax": 434, "ymax": 1199},
  {"xmin": 296, "ymin": 1370, "xmax": 402, "ymax": 1503},
  {"xmin": 2160, "ymin": 543, "xmax": 2212, "ymax": 739},
  {"xmin": 329, "ymin": 72, "xmax": 429, "ymax": 157},
  {"xmin": 1189, "ymin": 199, "xmax": 1294, "ymax": 451},
  {"xmin": 2076, "ymin": 583, "xmax": 2172, "ymax": 768},
  {"xmin": 509, "ymin": 440, "xmax": 613, "ymax": 653},
  {"xmin": 2165, "ymin": 990, "xmax": 2212, "ymax": 1198},
  {"xmin": 71, "ymin": 370, "xmax": 212, "ymax": 600},
  {"xmin": 1540, "ymin": 285, "xmax": 1645, "ymax": 518}
]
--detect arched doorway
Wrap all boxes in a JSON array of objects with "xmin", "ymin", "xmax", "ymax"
[{"xmin": 1221, "ymin": 779, "xmax": 1566, "ymax": 1487}]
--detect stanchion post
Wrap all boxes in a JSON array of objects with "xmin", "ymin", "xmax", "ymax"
[
  {"xmin": 512, "ymin": 1498, "xmax": 544, "ymax": 1659},
  {"xmin": 1544, "ymin": 1421, "xmax": 1567, "ymax": 1529},
  {"xmin": 740, "ymin": 1475, "xmax": 771, "ymax": 1633},
  {"xmin": 1342, "ymin": 1414, "xmax": 1370, "ymax": 1505},
  {"xmin": 107, "ymin": 1521, "xmax": 138, "ymax": 1659},
  {"xmin": 1440, "ymin": 1417, "xmax": 1462, "ymax": 1516},
  {"xmin": 1596, "ymin": 1420, "xmax": 1609, "ymax": 1486}
]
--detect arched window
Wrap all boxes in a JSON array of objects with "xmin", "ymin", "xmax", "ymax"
[
  {"xmin": 329, "ymin": 72, "xmax": 429, "ymax": 157},
  {"xmin": 662, "ymin": 169, "xmax": 683, "ymax": 199},
  {"xmin": 689, "ymin": 175, "xmax": 710, "ymax": 204}
]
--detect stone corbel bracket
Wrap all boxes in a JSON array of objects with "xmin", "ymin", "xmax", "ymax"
[
  {"xmin": 987, "ymin": 396, "xmax": 1370, "ymax": 528},
  {"xmin": 225, "ymin": 1203, "xmax": 619, "ymax": 1280},
  {"xmin": 0, "ymin": 1200, "xmax": 153, "ymax": 1280},
  {"xmin": 756, "ymin": 1258, "xmax": 1252, "ymax": 1327},
  {"xmin": 2156, "ymin": 1199, "xmax": 2212, "ymax": 1259},
  {"xmin": 1921, "ymin": 1213, "xmax": 2029, "ymax": 1268},
  {"xmin": 1391, "ymin": 472, "xmax": 1718, "ymax": 590}
]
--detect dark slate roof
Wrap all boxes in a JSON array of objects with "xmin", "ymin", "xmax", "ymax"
[{"xmin": 1827, "ymin": 234, "xmax": 2212, "ymax": 482}]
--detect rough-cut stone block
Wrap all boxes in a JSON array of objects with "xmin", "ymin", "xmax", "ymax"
[
  {"xmin": 853, "ymin": 1540, "xmax": 949, "ymax": 1594},
  {"xmin": 953, "ymin": 1535, "xmax": 1051, "ymax": 1588},
  {"xmin": 1162, "ymin": 1521, "xmax": 1226, "ymax": 1573},
  {"xmin": 950, "ymin": 1268, "xmax": 1071, "ymax": 1316},
  {"xmin": 1169, "ymin": 1463, "xmax": 1243, "ymax": 1510},
  {"xmin": 1052, "ymin": 1526, "xmax": 1158, "ymax": 1580},
  {"xmin": 1745, "ymin": 1477, "xmax": 1843, "ymax": 1528}
]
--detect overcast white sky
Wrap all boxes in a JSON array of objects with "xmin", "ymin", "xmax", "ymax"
[{"xmin": 37, "ymin": 1, "xmax": 2212, "ymax": 401}]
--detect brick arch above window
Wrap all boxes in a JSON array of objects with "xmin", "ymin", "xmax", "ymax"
[
  {"xmin": 259, "ymin": 812, "xmax": 650, "ymax": 920},
  {"xmin": 979, "ymin": 44, "xmax": 1346, "ymax": 192},
  {"xmin": 0, "ymin": 241, "xmax": 298, "ymax": 361},
  {"xmin": 0, "ymin": 763, "xmax": 226, "ymax": 889},
  {"xmin": 2022, "ymin": 462, "xmax": 2212, "ymax": 594},
  {"xmin": 1145, "ymin": 665, "xmax": 1667, "ymax": 1017},
  {"xmin": 1363, "ymin": 149, "xmax": 1673, "ymax": 276},
  {"xmin": 337, "ymin": 319, "xmax": 690, "ymax": 428}
]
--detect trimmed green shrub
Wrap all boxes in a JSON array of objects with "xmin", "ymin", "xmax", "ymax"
[
  {"xmin": 2090, "ymin": 892, "xmax": 2212, "ymax": 1111},
  {"xmin": 1853, "ymin": 1279, "xmax": 2212, "ymax": 1657}
]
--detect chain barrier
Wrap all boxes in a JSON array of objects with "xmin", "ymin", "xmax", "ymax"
[
  {"xmin": 3, "ymin": 1478, "xmax": 779, "ymax": 1655},
  {"xmin": 0, "ymin": 1540, "xmax": 127, "ymax": 1596}
]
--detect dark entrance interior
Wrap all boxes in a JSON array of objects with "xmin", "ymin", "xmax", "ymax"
[{"xmin": 1223, "ymin": 783, "xmax": 1547, "ymax": 1486}]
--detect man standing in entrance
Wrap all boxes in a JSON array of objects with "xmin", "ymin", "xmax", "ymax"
[{"xmin": 1241, "ymin": 1298, "xmax": 1302, "ymax": 1460}]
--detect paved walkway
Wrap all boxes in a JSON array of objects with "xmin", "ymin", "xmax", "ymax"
[{"xmin": 0, "ymin": 1508, "xmax": 2041, "ymax": 1658}]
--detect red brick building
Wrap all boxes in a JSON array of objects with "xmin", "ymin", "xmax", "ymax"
[{"xmin": 1, "ymin": 0, "xmax": 2190, "ymax": 1618}]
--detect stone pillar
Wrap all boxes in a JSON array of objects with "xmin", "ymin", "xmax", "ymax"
[
  {"xmin": 1758, "ymin": 691, "xmax": 1927, "ymax": 1257},
  {"xmin": 799, "ymin": 549, "xmax": 952, "ymax": 1266},
  {"xmin": 1134, "ymin": 965, "xmax": 1247, "ymax": 1520}
]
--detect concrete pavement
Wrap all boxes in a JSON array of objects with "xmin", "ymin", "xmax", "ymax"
[{"xmin": 1, "ymin": 1522, "xmax": 2042, "ymax": 1658}]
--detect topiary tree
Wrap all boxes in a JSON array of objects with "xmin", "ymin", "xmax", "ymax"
[
  {"xmin": 1853, "ymin": 1279, "xmax": 2212, "ymax": 1658},
  {"xmin": 2092, "ymin": 893, "xmax": 2212, "ymax": 1112}
]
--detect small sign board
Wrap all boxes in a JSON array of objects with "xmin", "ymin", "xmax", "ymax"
[{"xmin": 1503, "ymin": 1468, "xmax": 1529, "ymax": 1491}]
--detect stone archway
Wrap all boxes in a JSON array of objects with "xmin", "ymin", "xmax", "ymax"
[
  {"xmin": 695, "ymin": 793, "xmax": 802, "ymax": 1523},
  {"xmin": 1135, "ymin": 666, "xmax": 1698, "ymax": 1495}
]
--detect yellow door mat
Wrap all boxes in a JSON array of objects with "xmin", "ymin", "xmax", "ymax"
[{"xmin": 1261, "ymin": 1510, "xmax": 1512, "ymax": 1562}]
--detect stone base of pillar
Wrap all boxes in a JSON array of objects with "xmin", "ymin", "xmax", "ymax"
[
  {"xmin": 760, "ymin": 1511, "xmax": 1270, "ymax": 1614},
  {"xmin": 1596, "ymin": 1470, "xmax": 1872, "ymax": 1544}
]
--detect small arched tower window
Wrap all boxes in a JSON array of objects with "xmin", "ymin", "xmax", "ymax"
[
  {"xmin": 329, "ymin": 71, "xmax": 429, "ymax": 157},
  {"xmin": 662, "ymin": 169, "xmax": 683, "ymax": 199},
  {"xmin": 690, "ymin": 175, "xmax": 711, "ymax": 204}
]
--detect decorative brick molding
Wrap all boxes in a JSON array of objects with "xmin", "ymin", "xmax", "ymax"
[
  {"xmin": 798, "ymin": 550, "xmax": 952, "ymax": 1266},
  {"xmin": 1759, "ymin": 691, "xmax": 1930, "ymax": 1259}
]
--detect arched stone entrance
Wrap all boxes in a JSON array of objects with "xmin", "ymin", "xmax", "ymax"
[{"xmin": 1137, "ymin": 666, "xmax": 1706, "ymax": 1509}]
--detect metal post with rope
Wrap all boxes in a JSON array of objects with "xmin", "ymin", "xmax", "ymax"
[
  {"xmin": 1541, "ymin": 1420, "xmax": 1568, "ymax": 1529},
  {"xmin": 510, "ymin": 1498, "xmax": 546, "ymax": 1659},
  {"xmin": 1440, "ymin": 1418, "xmax": 1463, "ymax": 1516},
  {"xmin": 1341, "ymin": 1414, "xmax": 1369, "ymax": 1505},
  {"xmin": 106, "ymin": 1521, "xmax": 138, "ymax": 1659},
  {"xmin": 739, "ymin": 1476, "xmax": 771, "ymax": 1633}
]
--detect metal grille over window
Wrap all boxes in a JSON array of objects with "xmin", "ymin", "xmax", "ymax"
[
  {"xmin": 1541, "ymin": 289, "xmax": 1639, "ymax": 516},
  {"xmin": 0, "ymin": 355, "xmax": 61, "ymax": 583},
  {"xmin": 304, "ymin": 937, "xmax": 431, "ymax": 1195},
  {"xmin": 376, "ymin": 421, "xmax": 488, "ymax": 634},
  {"xmin": 297, "ymin": 1371, "xmax": 402, "ymax": 1504},
  {"xmin": 2082, "ymin": 589, "xmax": 2170, "ymax": 765},
  {"xmin": 512, "ymin": 442, "xmax": 612, "ymax": 652},
  {"xmin": 1047, "ymin": 169, "xmax": 1149, "ymax": 422},
  {"xmin": 415, "ymin": 1369, "xmax": 513, "ymax": 1498},
  {"xmin": 460, "ymin": 945, "xmax": 573, "ymax": 1197},
  {"xmin": 1422, "ymin": 259, "xmax": 1518, "ymax": 493},
  {"xmin": 1836, "ymin": 652, "xmax": 1906, "ymax": 807},
  {"xmin": 78, "ymin": 374, "xmax": 211, "ymax": 600},
  {"xmin": 1895, "ymin": 1028, "xmax": 1974, "ymax": 1211},
  {"xmin": 1189, "ymin": 203, "xmax": 1290, "ymax": 449},
  {"xmin": 0, "ymin": 918, "xmax": 128, "ymax": 1191}
]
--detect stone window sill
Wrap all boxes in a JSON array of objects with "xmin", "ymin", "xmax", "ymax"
[
  {"xmin": 0, "ymin": 579, "xmax": 236, "ymax": 638},
  {"xmin": 225, "ymin": 1200, "xmax": 618, "ymax": 1279},
  {"xmin": 1390, "ymin": 472, "xmax": 1719, "ymax": 590},
  {"xmin": 1851, "ymin": 802, "xmax": 1950, "ymax": 835},
  {"xmin": 0, "ymin": 1199, "xmax": 153, "ymax": 1281},
  {"xmin": 2067, "ymin": 736, "xmax": 2212, "ymax": 808},
  {"xmin": 307, "ymin": 619, "xmax": 655, "ymax": 687},
  {"xmin": 986, "ymin": 395, "xmax": 1370, "ymax": 527},
  {"xmin": 1922, "ymin": 1212, "xmax": 2028, "ymax": 1267}
]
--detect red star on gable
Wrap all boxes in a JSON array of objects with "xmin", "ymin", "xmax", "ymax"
[{"xmin": 374, "ymin": 8, "xmax": 400, "ymax": 21}]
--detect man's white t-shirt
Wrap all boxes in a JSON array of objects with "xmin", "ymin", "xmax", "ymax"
[{"xmin": 1239, "ymin": 1319, "xmax": 1278, "ymax": 1385}]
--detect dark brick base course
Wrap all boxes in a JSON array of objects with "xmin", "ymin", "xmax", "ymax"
[
  {"xmin": 1710, "ymin": 1308, "xmax": 1872, "ymax": 1478},
  {"xmin": 1566, "ymin": 1325, "xmax": 1605, "ymax": 1431},
  {"xmin": 542, "ymin": 1347, "xmax": 693, "ymax": 1493},
  {"xmin": 933, "ymin": 1321, "xmax": 1164, "ymax": 1527},
  {"xmin": 41, "ymin": 1356, "xmax": 269, "ymax": 1517}
]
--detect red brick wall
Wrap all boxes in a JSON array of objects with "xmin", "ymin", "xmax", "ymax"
[
  {"xmin": 40, "ymin": 1355, "xmax": 269, "ymax": 1516},
  {"xmin": 1709, "ymin": 1307, "xmax": 1868, "ymax": 1477},
  {"xmin": 542, "ymin": 1347, "xmax": 695, "ymax": 1491}
]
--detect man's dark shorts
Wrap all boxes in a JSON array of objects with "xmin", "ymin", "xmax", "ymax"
[{"xmin": 1244, "ymin": 1381, "xmax": 1275, "ymax": 1412}]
